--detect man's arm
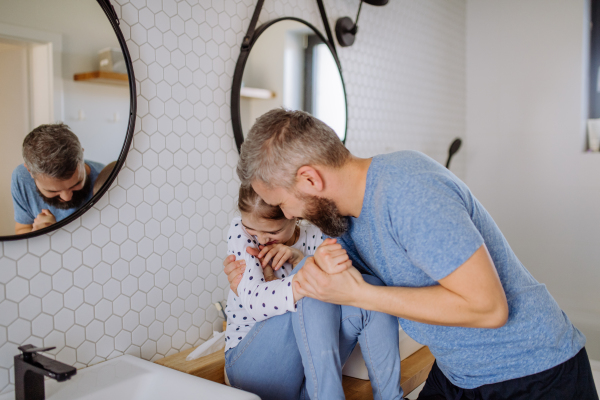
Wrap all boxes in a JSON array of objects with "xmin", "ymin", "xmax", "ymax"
[
  {"xmin": 293, "ymin": 244, "xmax": 509, "ymax": 329},
  {"xmin": 15, "ymin": 222, "xmax": 33, "ymax": 235}
]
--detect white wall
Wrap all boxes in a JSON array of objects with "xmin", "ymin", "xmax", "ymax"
[
  {"xmin": 0, "ymin": 42, "xmax": 29, "ymax": 236},
  {"xmin": 0, "ymin": 0, "xmax": 467, "ymax": 394},
  {"xmin": 466, "ymin": 0, "xmax": 600, "ymax": 358}
]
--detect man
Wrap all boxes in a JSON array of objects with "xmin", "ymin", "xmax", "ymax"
[
  {"xmin": 225, "ymin": 109, "xmax": 598, "ymax": 399},
  {"xmin": 11, "ymin": 123, "xmax": 104, "ymax": 234}
]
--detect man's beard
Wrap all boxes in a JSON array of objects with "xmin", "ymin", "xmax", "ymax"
[
  {"xmin": 37, "ymin": 174, "xmax": 93, "ymax": 210},
  {"xmin": 300, "ymin": 194, "xmax": 349, "ymax": 237}
]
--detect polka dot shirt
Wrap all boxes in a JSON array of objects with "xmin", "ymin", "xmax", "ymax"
[{"xmin": 224, "ymin": 216, "xmax": 324, "ymax": 352}]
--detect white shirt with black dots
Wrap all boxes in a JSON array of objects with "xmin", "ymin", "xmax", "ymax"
[{"xmin": 224, "ymin": 216, "xmax": 324, "ymax": 352}]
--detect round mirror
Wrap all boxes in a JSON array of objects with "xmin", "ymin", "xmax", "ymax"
[
  {"xmin": 231, "ymin": 18, "xmax": 347, "ymax": 151},
  {"xmin": 0, "ymin": 0, "xmax": 135, "ymax": 240}
]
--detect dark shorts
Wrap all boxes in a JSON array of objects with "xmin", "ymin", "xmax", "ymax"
[{"xmin": 418, "ymin": 347, "xmax": 598, "ymax": 400}]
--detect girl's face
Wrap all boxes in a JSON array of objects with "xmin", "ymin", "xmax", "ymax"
[{"xmin": 240, "ymin": 212, "xmax": 297, "ymax": 246}]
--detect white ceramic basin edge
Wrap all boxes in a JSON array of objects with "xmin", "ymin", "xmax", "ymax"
[{"xmin": 0, "ymin": 354, "xmax": 260, "ymax": 400}]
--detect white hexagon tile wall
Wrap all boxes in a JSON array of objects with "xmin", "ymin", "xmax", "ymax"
[{"xmin": 0, "ymin": 0, "xmax": 465, "ymax": 393}]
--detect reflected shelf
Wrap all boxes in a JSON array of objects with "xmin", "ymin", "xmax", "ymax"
[
  {"xmin": 73, "ymin": 71, "xmax": 128, "ymax": 86},
  {"xmin": 240, "ymin": 87, "xmax": 276, "ymax": 99}
]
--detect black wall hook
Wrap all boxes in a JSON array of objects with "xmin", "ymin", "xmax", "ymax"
[{"xmin": 335, "ymin": 0, "xmax": 389, "ymax": 47}]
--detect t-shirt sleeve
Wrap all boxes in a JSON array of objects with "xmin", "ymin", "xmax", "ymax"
[
  {"xmin": 227, "ymin": 220, "xmax": 296, "ymax": 322},
  {"xmin": 391, "ymin": 172, "xmax": 484, "ymax": 281},
  {"xmin": 11, "ymin": 168, "xmax": 35, "ymax": 225}
]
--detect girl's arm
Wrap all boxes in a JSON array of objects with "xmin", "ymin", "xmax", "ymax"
[{"xmin": 227, "ymin": 221, "xmax": 296, "ymax": 322}]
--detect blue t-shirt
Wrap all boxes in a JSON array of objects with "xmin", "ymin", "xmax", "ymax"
[
  {"xmin": 11, "ymin": 160, "xmax": 104, "ymax": 225},
  {"xmin": 338, "ymin": 151, "xmax": 585, "ymax": 389}
]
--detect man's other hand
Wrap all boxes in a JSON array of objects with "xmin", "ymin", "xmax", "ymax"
[
  {"xmin": 313, "ymin": 238, "xmax": 350, "ymax": 274},
  {"xmin": 293, "ymin": 256, "xmax": 363, "ymax": 306}
]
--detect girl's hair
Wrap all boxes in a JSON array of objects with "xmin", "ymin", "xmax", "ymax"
[{"xmin": 238, "ymin": 185, "xmax": 286, "ymax": 220}]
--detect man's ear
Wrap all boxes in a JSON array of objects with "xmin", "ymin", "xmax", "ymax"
[{"xmin": 295, "ymin": 166, "xmax": 324, "ymax": 194}]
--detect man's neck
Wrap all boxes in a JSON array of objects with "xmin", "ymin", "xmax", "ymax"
[{"xmin": 328, "ymin": 157, "xmax": 372, "ymax": 218}]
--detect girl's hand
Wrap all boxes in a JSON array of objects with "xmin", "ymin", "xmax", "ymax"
[
  {"xmin": 223, "ymin": 254, "xmax": 245, "ymax": 296},
  {"xmin": 313, "ymin": 238, "xmax": 350, "ymax": 274},
  {"xmin": 257, "ymin": 244, "xmax": 304, "ymax": 270}
]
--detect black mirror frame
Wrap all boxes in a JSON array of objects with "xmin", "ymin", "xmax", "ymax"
[
  {"xmin": 2, "ymin": 0, "xmax": 137, "ymax": 241},
  {"xmin": 231, "ymin": 3, "xmax": 348, "ymax": 153}
]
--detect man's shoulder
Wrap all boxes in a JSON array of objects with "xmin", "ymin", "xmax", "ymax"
[
  {"xmin": 85, "ymin": 160, "xmax": 105, "ymax": 176},
  {"xmin": 11, "ymin": 164, "xmax": 34, "ymax": 190},
  {"xmin": 375, "ymin": 151, "xmax": 442, "ymax": 174}
]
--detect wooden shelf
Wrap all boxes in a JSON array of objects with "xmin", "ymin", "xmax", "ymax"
[{"xmin": 73, "ymin": 71, "xmax": 128, "ymax": 86}]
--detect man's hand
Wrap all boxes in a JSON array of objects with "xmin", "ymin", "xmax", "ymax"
[
  {"xmin": 293, "ymin": 256, "xmax": 363, "ymax": 305},
  {"xmin": 313, "ymin": 238, "xmax": 351, "ymax": 274},
  {"xmin": 32, "ymin": 209, "xmax": 56, "ymax": 232},
  {"xmin": 223, "ymin": 254, "xmax": 245, "ymax": 296},
  {"xmin": 254, "ymin": 244, "xmax": 304, "ymax": 270}
]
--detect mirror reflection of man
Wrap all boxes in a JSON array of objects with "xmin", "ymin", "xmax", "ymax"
[{"xmin": 11, "ymin": 123, "xmax": 104, "ymax": 234}]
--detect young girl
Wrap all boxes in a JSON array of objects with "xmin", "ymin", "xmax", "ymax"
[
  {"xmin": 224, "ymin": 185, "xmax": 324, "ymax": 351},
  {"xmin": 223, "ymin": 185, "xmax": 403, "ymax": 400}
]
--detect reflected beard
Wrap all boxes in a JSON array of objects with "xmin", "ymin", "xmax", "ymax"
[
  {"xmin": 300, "ymin": 194, "xmax": 349, "ymax": 237},
  {"xmin": 36, "ymin": 174, "xmax": 92, "ymax": 210}
]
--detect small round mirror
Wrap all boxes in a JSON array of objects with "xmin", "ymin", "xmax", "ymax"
[{"xmin": 231, "ymin": 18, "xmax": 347, "ymax": 151}]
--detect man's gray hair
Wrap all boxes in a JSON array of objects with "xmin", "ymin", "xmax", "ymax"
[
  {"xmin": 237, "ymin": 109, "xmax": 350, "ymax": 188},
  {"xmin": 23, "ymin": 123, "xmax": 84, "ymax": 180}
]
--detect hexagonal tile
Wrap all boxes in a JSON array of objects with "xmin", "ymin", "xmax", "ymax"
[
  {"xmin": 40, "ymin": 251, "xmax": 62, "ymax": 275},
  {"xmin": 75, "ymin": 303, "xmax": 94, "ymax": 327},
  {"xmin": 19, "ymin": 295, "xmax": 42, "ymax": 320},
  {"xmin": 30, "ymin": 273, "xmax": 52, "ymax": 298},
  {"xmin": 7, "ymin": 277, "xmax": 29, "ymax": 302},
  {"xmin": 54, "ymin": 309, "xmax": 74, "ymax": 332},
  {"xmin": 86, "ymin": 320, "xmax": 104, "ymax": 342}
]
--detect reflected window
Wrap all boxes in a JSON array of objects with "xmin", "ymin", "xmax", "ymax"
[{"xmin": 311, "ymin": 42, "xmax": 346, "ymax": 141}]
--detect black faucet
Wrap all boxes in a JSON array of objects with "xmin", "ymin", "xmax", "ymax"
[{"xmin": 14, "ymin": 345, "xmax": 77, "ymax": 400}]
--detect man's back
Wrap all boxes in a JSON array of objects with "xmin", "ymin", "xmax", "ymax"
[{"xmin": 339, "ymin": 150, "xmax": 585, "ymax": 388}]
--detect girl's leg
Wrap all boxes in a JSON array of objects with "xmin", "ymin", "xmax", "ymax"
[
  {"xmin": 290, "ymin": 266, "xmax": 402, "ymax": 400},
  {"xmin": 225, "ymin": 311, "xmax": 306, "ymax": 400},
  {"xmin": 341, "ymin": 274, "xmax": 402, "ymax": 400},
  {"xmin": 290, "ymin": 258, "xmax": 345, "ymax": 399},
  {"xmin": 292, "ymin": 296, "xmax": 345, "ymax": 400}
]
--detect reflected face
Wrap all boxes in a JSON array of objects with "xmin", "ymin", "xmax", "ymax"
[
  {"xmin": 240, "ymin": 212, "xmax": 297, "ymax": 246},
  {"xmin": 252, "ymin": 181, "xmax": 348, "ymax": 237},
  {"xmin": 33, "ymin": 164, "xmax": 91, "ymax": 210}
]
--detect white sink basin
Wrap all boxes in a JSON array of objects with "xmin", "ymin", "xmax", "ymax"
[{"xmin": 0, "ymin": 355, "xmax": 259, "ymax": 400}]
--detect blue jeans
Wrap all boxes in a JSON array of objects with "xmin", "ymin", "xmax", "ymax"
[
  {"xmin": 225, "ymin": 259, "xmax": 402, "ymax": 400},
  {"xmin": 292, "ymin": 273, "xmax": 402, "ymax": 400}
]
